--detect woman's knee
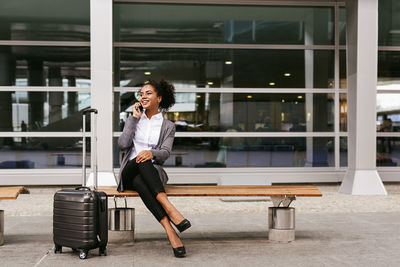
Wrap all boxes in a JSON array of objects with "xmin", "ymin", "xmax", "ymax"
[
  {"xmin": 131, "ymin": 175, "xmax": 145, "ymax": 188},
  {"xmin": 137, "ymin": 160, "xmax": 153, "ymax": 169}
]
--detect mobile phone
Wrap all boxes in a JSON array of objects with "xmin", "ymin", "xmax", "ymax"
[{"xmin": 138, "ymin": 104, "xmax": 144, "ymax": 112}]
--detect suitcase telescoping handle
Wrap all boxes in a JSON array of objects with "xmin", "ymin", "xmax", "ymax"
[
  {"xmin": 75, "ymin": 186, "xmax": 91, "ymax": 191},
  {"xmin": 82, "ymin": 108, "xmax": 98, "ymax": 189}
]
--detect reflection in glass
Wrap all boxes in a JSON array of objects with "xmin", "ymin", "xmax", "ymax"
[
  {"xmin": 113, "ymin": 137, "xmax": 334, "ymax": 168},
  {"xmin": 0, "ymin": 91, "xmax": 90, "ymax": 132},
  {"xmin": 115, "ymin": 92, "xmax": 334, "ymax": 132},
  {"xmin": 0, "ymin": 137, "xmax": 89, "ymax": 169},
  {"xmin": 340, "ymin": 137, "xmax": 347, "ymax": 167},
  {"xmin": 340, "ymin": 93, "xmax": 347, "ymax": 132},
  {"xmin": 0, "ymin": 46, "xmax": 90, "ymax": 87},
  {"xmin": 115, "ymin": 48, "xmax": 334, "ymax": 88},
  {"xmin": 340, "ymin": 50, "xmax": 347, "ymax": 89},
  {"xmin": 378, "ymin": 0, "xmax": 400, "ymax": 46},
  {"xmin": 114, "ymin": 3, "xmax": 334, "ymax": 45},
  {"xmin": 339, "ymin": 8, "xmax": 346, "ymax": 46},
  {"xmin": 0, "ymin": 0, "xmax": 90, "ymax": 41},
  {"xmin": 377, "ymin": 137, "xmax": 400, "ymax": 167},
  {"xmin": 378, "ymin": 51, "xmax": 400, "ymax": 90},
  {"xmin": 377, "ymin": 94, "xmax": 400, "ymax": 133}
]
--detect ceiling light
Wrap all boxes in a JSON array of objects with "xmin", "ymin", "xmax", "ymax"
[
  {"xmin": 282, "ymin": 99, "xmax": 285, "ymax": 103},
  {"xmin": 225, "ymin": 61, "xmax": 232, "ymax": 65},
  {"xmin": 207, "ymin": 82, "xmax": 213, "ymax": 85},
  {"xmin": 197, "ymin": 95, "xmax": 201, "ymax": 98},
  {"xmin": 297, "ymin": 95, "xmax": 303, "ymax": 99},
  {"xmin": 269, "ymin": 82, "xmax": 275, "ymax": 86},
  {"xmin": 284, "ymin": 73, "xmax": 291, "ymax": 77},
  {"xmin": 247, "ymin": 95, "xmax": 252, "ymax": 99},
  {"xmin": 144, "ymin": 72, "xmax": 151, "ymax": 75}
]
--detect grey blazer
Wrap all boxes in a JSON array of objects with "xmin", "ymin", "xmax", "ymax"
[{"xmin": 117, "ymin": 115, "xmax": 175, "ymax": 192}]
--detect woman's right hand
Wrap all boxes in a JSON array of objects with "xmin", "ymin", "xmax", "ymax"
[{"xmin": 132, "ymin": 102, "xmax": 143, "ymax": 119}]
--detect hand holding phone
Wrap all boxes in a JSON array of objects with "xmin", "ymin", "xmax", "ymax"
[{"xmin": 132, "ymin": 103, "xmax": 144, "ymax": 118}]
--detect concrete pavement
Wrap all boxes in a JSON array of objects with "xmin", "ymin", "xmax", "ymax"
[{"xmin": 0, "ymin": 183, "xmax": 400, "ymax": 266}]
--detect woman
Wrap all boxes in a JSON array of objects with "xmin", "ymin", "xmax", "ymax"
[{"xmin": 117, "ymin": 79, "xmax": 190, "ymax": 258}]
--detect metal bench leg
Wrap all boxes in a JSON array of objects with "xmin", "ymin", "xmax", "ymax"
[
  {"xmin": 0, "ymin": 210, "xmax": 4, "ymax": 246},
  {"xmin": 108, "ymin": 197, "xmax": 135, "ymax": 243},
  {"xmin": 268, "ymin": 196, "xmax": 296, "ymax": 242}
]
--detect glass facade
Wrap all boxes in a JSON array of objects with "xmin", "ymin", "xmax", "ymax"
[
  {"xmin": 114, "ymin": 137, "xmax": 334, "ymax": 168},
  {"xmin": 376, "ymin": 0, "xmax": 400, "ymax": 168},
  {"xmin": 0, "ymin": 0, "xmax": 90, "ymax": 41},
  {"xmin": 1, "ymin": 0, "xmax": 400, "ymax": 181},
  {"xmin": 0, "ymin": 137, "xmax": 89, "ymax": 169},
  {"xmin": 116, "ymin": 92, "xmax": 334, "ymax": 132},
  {"xmin": 379, "ymin": 0, "xmax": 400, "ymax": 46},
  {"xmin": 0, "ymin": 46, "xmax": 90, "ymax": 87},
  {"xmin": 0, "ymin": 0, "xmax": 90, "ymax": 174},
  {"xmin": 115, "ymin": 48, "xmax": 334, "ymax": 88},
  {"xmin": 0, "ymin": 91, "xmax": 90, "ymax": 132},
  {"xmin": 114, "ymin": 4, "xmax": 334, "ymax": 45}
]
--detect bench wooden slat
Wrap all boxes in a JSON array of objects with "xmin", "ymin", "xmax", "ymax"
[
  {"xmin": 99, "ymin": 185, "xmax": 322, "ymax": 197},
  {"xmin": 0, "ymin": 186, "xmax": 30, "ymax": 200}
]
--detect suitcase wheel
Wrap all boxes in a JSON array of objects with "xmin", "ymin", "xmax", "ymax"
[
  {"xmin": 79, "ymin": 250, "xmax": 88, "ymax": 260},
  {"xmin": 99, "ymin": 247, "xmax": 107, "ymax": 256},
  {"xmin": 54, "ymin": 245, "xmax": 62, "ymax": 254}
]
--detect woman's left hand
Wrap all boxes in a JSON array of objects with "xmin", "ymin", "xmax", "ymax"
[{"xmin": 136, "ymin": 150, "xmax": 153, "ymax": 163}]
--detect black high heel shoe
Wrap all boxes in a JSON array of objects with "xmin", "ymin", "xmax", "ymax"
[
  {"xmin": 172, "ymin": 219, "xmax": 191, "ymax": 233},
  {"xmin": 172, "ymin": 246, "xmax": 186, "ymax": 258}
]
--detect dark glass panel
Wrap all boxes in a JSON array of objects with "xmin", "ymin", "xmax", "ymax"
[
  {"xmin": 378, "ymin": 0, "xmax": 400, "ymax": 46},
  {"xmin": 0, "ymin": 0, "xmax": 90, "ymax": 41},
  {"xmin": 378, "ymin": 51, "xmax": 400, "ymax": 90},
  {"xmin": 0, "ymin": 137, "xmax": 89, "ymax": 168},
  {"xmin": 0, "ymin": 46, "xmax": 90, "ymax": 87},
  {"xmin": 0, "ymin": 91, "xmax": 90, "ymax": 132},
  {"xmin": 114, "ymin": 4, "xmax": 334, "ymax": 45},
  {"xmin": 339, "ymin": 7, "xmax": 346, "ymax": 46},
  {"xmin": 113, "ymin": 137, "xmax": 334, "ymax": 168},
  {"xmin": 340, "ymin": 93, "xmax": 347, "ymax": 132},
  {"xmin": 340, "ymin": 50, "xmax": 347, "ymax": 89},
  {"xmin": 116, "ymin": 93, "xmax": 334, "ymax": 132},
  {"xmin": 115, "ymin": 48, "xmax": 334, "ymax": 88},
  {"xmin": 377, "ymin": 137, "xmax": 400, "ymax": 167}
]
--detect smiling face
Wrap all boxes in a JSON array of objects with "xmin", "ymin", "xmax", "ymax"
[{"xmin": 139, "ymin": 84, "xmax": 162, "ymax": 111}]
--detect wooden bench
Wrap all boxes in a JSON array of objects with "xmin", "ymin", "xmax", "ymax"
[
  {"xmin": 0, "ymin": 186, "xmax": 30, "ymax": 200},
  {"xmin": 0, "ymin": 186, "xmax": 30, "ymax": 246},
  {"xmin": 100, "ymin": 185, "xmax": 322, "ymax": 242}
]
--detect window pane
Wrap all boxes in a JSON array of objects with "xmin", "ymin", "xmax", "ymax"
[
  {"xmin": 378, "ymin": 0, "xmax": 400, "ymax": 46},
  {"xmin": 115, "ymin": 48, "xmax": 334, "ymax": 88},
  {"xmin": 340, "ymin": 137, "xmax": 347, "ymax": 167},
  {"xmin": 339, "ymin": 8, "xmax": 346, "ymax": 46},
  {"xmin": 0, "ymin": 46, "xmax": 90, "ymax": 87},
  {"xmin": 340, "ymin": 50, "xmax": 347, "ymax": 89},
  {"xmin": 0, "ymin": 91, "xmax": 90, "ymax": 132},
  {"xmin": 377, "ymin": 137, "xmax": 400, "ymax": 166},
  {"xmin": 113, "ymin": 137, "xmax": 334, "ymax": 168},
  {"xmin": 377, "ymin": 94, "xmax": 400, "ymax": 132},
  {"xmin": 0, "ymin": 137, "xmax": 89, "ymax": 168},
  {"xmin": 114, "ymin": 4, "xmax": 334, "ymax": 45},
  {"xmin": 0, "ymin": 0, "xmax": 90, "ymax": 41},
  {"xmin": 340, "ymin": 93, "xmax": 347, "ymax": 132},
  {"xmin": 115, "ymin": 92, "xmax": 334, "ymax": 132},
  {"xmin": 378, "ymin": 51, "xmax": 400, "ymax": 90}
]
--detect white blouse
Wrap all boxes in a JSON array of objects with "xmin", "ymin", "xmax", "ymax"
[{"xmin": 129, "ymin": 112, "xmax": 164, "ymax": 161}]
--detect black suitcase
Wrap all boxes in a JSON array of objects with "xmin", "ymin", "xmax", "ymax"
[{"xmin": 53, "ymin": 109, "xmax": 108, "ymax": 259}]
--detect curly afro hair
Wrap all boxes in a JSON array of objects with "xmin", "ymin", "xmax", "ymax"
[{"xmin": 143, "ymin": 79, "xmax": 176, "ymax": 111}]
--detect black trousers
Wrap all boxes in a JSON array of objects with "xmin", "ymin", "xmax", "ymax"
[{"xmin": 121, "ymin": 159, "xmax": 167, "ymax": 221}]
